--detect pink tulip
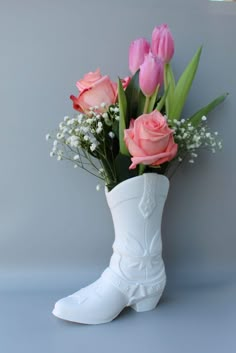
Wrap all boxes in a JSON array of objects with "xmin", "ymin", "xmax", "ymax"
[
  {"xmin": 151, "ymin": 24, "xmax": 174, "ymax": 63},
  {"xmin": 129, "ymin": 38, "xmax": 150, "ymax": 75},
  {"xmin": 139, "ymin": 53, "xmax": 164, "ymax": 97}
]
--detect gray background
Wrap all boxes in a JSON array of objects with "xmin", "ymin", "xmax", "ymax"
[{"xmin": 0, "ymin": 0, "xmax": 235, "ymax": 352}]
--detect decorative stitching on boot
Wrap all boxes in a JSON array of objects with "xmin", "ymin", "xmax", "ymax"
[
  {"xmin": 102, "ymin": 267, "xmax": 166, "ymax": 303},
  {"xmin": 138, "ymin": 174, "xmax": 157, "ymax": 218}
]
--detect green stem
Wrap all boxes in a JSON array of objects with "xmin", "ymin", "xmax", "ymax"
[
  {"xmin": 143, "ymin": 96, "xmax": 151, "ymax": 114},
  {"xmin": 138, "ymin": 164, "xmax": 146, "ymax": 176}
]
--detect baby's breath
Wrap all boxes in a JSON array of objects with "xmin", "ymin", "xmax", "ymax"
[
  {"xmin": 170, "ymin": 116, "xmax": 222, "ymax": 164},
  {"xmin": 47, "ymin": 105, "xmax": 119, "ymax": 188}
]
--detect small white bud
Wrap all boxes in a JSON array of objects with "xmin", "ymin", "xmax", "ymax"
[
  {"xmin": 108, "ymin": 131, "xmax": 115, "ymax": 139},
  {"xmin": 59, "ymin": 122, "xmax": 64, "ymax": 129},
  {"xmin": 73, "ymin": 155, "xmax": 80, "ymax": 161},
  {"xmin": 102, "ymin": 112, "xmax": 108, "ymax": 119},
  {"xmin": 191, "ymin": 153, "xmax": 198, "ymax": 158},
  {"xmin": 77, "ymin": 114, "xmax": 84, "ymax": 123},
  {"xmin": 201, "ymin": 116, "xmax": 207, "ymax": 121},
  {"xmin": 96, "ymin": 127, "xmax": 102, "ymax": 134},
  {"xmin": 57, "ymin": 133, "xmax": 63, "ymax": 140},
  {"xmin": 90, "ymin": 143, "xmax": 97, "ymax": 152}
]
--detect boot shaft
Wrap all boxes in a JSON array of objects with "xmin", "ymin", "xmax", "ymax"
[{"xmin": 106, "ymin": 173, "xmax": 169, "ymax": 282}]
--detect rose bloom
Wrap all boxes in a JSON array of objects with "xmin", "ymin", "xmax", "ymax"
[
  {"xmin": 124, "ymin": 110, "xmax": 178, "ymax": 169},
  {"xmin": 70, "ymin": 69, "xmax": 130, "ymax": 114}
]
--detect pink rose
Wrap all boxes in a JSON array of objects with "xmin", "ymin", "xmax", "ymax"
[
  {"xmin": 76, "ymin": 68, "xmax": 102, "ymax": 92},
  {"xmin": 70, "ymin": 70, "xmax": 117, "ymax": 113},
  {"xmin": 70, "ymin": 69, "xmax": 130, "ymax": 113},
  {"xmin": 124, "ymin": 111, "xmax": 178, "ymax": 169}
]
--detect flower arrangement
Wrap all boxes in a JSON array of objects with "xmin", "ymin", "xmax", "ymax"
[{"xmin": 46, "ymin": 24, "xmax": 227, "ymax": 191}]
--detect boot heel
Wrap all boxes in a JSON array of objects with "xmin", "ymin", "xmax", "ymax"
[{"xmin": 131, "ymin": 295, "xmax": 161, "ymax": 312}]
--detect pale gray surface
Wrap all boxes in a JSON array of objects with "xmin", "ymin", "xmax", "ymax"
[
  {"xmin": 0, "ymin": 271, "xmax": 236, "ymax": 353},
  {"xmin": 0, "ymin": 0, "xmax": 236, "ymax": 352}
]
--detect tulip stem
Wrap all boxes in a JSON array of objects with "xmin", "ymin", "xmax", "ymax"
[{"xmin": 143, "ymin": 96, "xmax": 151, "ymax": 114}]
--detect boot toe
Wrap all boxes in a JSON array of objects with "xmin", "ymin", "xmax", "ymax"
[
  {"xmin": 52, "ymin": 278, "xmax": 128, "ymax": 324},
  {"xmin": 52, "ymin": 296, "xmax": 81, "ymax": 322}
]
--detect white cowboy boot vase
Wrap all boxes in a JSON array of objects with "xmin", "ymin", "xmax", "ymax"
[{"xmin": 52, "ymin": 173, "xmax": 169, "ymax": 324}]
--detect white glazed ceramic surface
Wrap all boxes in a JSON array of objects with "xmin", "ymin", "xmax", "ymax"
[{"xmin": 52, "ymin": 173, "xmax": 169, "ymax": 324}]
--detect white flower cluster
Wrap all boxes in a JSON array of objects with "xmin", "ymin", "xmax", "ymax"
[
  {"xmin": 46, "ymin": 102, "xmax": 120, "ymax": 186},
  {"xmin": 47, "ymin": 109, "xmax": 104, "ymax": 162},
  {"xmin": 170, "ymin": 116, "xmax": 222, "ymax": 164}
]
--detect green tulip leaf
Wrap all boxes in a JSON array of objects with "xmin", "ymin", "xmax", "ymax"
[
  {"xmin": 125, "ymin": 70, "xmax": 140, "ymax": 120},
  {"xmin": 170, "ymin": 46, "xmax": 202, "ymax": 120},
  {"xmin": 186, "ymin": 92, "xmax": 229, "ymax": 127},
  {"xmin": 137, "ymin": 90, "xmax": 146, "ymax": 117},
  {"xmin": 164, "ymin": 63, "xmax": 175, "ymax": 117},
  {"xmin": 118, "ymin": 78, "xmax": 129, "ymax": 156}
]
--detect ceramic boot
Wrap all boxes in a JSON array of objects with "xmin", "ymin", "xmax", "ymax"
[{"xmin": 52, "ymin": 173, "xmax": 169, "ymax": 324}]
